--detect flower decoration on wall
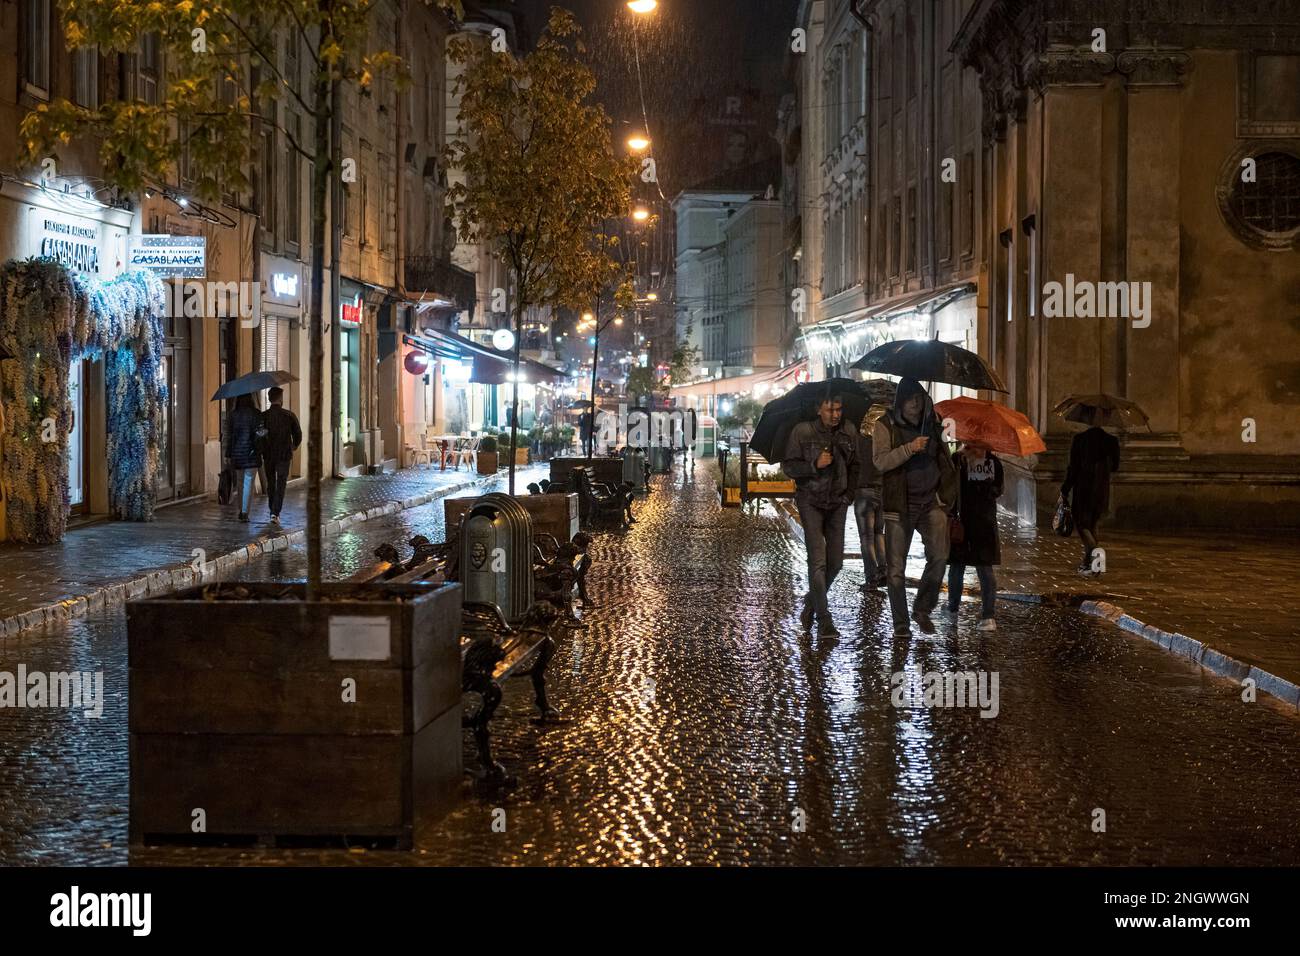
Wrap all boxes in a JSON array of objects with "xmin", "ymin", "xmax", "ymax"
[{"xmin": 0, "ymin": 259, "xmax": 167, "ymax": 543}]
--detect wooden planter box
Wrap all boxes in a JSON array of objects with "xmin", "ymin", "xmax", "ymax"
[
  {"xmin": 127, "ymin": 581, "xmax": 463, "ymax": 849},
  {"xmin": 550, "ymin": 456, "xmax": 624, "ymax": 489},
  {"xmin": 477, "ymin": 451, "xmax": 499, "ymax": 475},
  {"xmin": 446, "ymin": 493, "xmax": 579, "ymax": 545},
  {"xmin": 513, "ymin": 447, "xmax": 529, "ymax": 466},
  {"xmin": 721, "ymin": 486, "xmax": 741, "ymax": 507}
]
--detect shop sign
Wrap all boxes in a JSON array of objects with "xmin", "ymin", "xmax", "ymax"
[
  {"xmin": 340, "ymin": 301, "xmax": 362, "ymax": 325},
  {"xmin": 37, "ymin": 216, "xmax": 101, "ymax": 275},
  {"xmin": 127, "ymin": 235, "xmax": 206, "ymax": 278},
  {"xmin": 264, "ymin": 271, "xmax": 301, "ymax": 307}
]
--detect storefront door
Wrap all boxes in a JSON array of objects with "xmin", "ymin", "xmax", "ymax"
[
  {"xmin": 68, "ymin": 360, "xmax": 86, "ymax": 514},
  {"xmin": 154, "ymin": 317, "xmax": 192, "ymax": 501}
]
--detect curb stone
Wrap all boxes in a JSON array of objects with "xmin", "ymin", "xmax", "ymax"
[
  {"xmin": 0, "ymin": 467, "xmax": 518, "ymax": 637},
  {"xmin": 1077, "ymin": 601, "xmax": 1300, "ymax": 711}
]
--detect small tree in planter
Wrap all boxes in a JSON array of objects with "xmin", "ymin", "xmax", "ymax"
[
  {"xmin": 23, "ymin": 0, "xmax": 473, "ymax": 844},
  {"xmin": 477, "ymin": 436, "xmax": 499, "ymax": 475}
]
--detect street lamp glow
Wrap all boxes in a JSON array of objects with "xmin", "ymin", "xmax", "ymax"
[
  {"xmin": 647, "ymin": 293, "xmax": 658, "ymax": 301},
  {"xmin": 627, "ymin": 0, "xmax": 657, "ymax": 13},
  {"xmin": 615, "ymin": 317, "xmax": 624, "ymax": 326},
  {"xmin": 627, "ymin": 135, "xmax": 651, "ymax": 151},
  {"xmin": 632, "ymin": 208, "xmax": 651, "ymax": 222},
  {"xmin": 583, "ymin": 312, "xmax": 594, "ymax": 322}
]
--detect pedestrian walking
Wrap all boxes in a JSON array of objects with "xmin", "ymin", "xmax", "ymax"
[
  {"xmin": 853, "ymin": 412, "xmax": 886, "ymax": 592},
  {"xmin": 944, "ymin": 444, "xmax": 1003, "ymax": 631},
  {"xmin": 782, "ymin": 390, "xmax": 860, "ymax": 638},
  {"xmin": 872, "ymin": 377, "xmax": 959, "ymax": 637},
  {"xmin": 260, "ymin": 386, "xmax": 302, "ymax": 525},
  {"xmin": 1060, "ymin": 424, "xmax": 1121, "ymax": 575},
  {"xmin": 225, "ymin": 393, "xmax": 264, "ymax": 523}
]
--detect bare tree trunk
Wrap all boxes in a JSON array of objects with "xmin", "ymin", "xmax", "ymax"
[
  {"xmin": 306, "ymin": 42, "xmax": 333, "ymax": 602},
  {"xmin": 508, "ymin": 298, "xmax": 523, "ymax": 495}
]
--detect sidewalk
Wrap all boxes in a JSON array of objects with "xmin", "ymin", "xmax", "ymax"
[
  {"xmin": 778, "ymin": 500, "xmax": 1300, "ymax": 702},
  {"xmin": 0, "ymin": 461, "xmax": 547, "ymax": 635}
]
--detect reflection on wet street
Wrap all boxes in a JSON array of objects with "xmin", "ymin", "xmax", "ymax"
[{"xmin": 2, "ymin": 466, "xmax": 1297, "ymax": 866}]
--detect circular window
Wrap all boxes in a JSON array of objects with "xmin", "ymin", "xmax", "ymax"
[{"xmin": 1218, "ymin": 147, "xmax": 1300, "ymax": 251}]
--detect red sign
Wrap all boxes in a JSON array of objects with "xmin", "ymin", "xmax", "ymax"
[
  {"xmin": 795, "ymin": 368, "xmax": 811, "ymax": 384},
  {"xmin": 341, "ymin": 303, "xmax": 362, "ymax": 325}
]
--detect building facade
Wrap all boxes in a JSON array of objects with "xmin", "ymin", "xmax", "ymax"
[{"xmin": 954, "ymin": 0, "xmax": 1300, "ymax": 528}]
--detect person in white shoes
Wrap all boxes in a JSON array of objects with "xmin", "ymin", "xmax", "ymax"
[{"xmin": 945, "ymin": 443, "xmax": 1003, "ymax": 631}]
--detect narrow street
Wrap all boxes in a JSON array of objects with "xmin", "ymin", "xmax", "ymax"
[{"xmin": 3, "ymin": 465, "xmax": 1297, "ymax": 867}]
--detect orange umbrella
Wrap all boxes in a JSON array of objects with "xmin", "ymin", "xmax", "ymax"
[{"xmin": 934, "ymin": 396, "xmax": 1047, "ymax": 457}]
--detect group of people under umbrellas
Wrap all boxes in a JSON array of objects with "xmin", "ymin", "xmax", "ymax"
[{"xmin": 752, "ymin": 340, "xmax": 1138, "ymax": 639}]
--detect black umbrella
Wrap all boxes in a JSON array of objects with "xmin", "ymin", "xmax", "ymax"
[
  {"xmin": 749, "ymin": 378, "xmax": 872, "ymax": 463},
  {"xmin": 852, "ymin": 339, "xmax": 1007, "ymax": 392},
  {"xmin": 1054, "ymin": 393, "xmax": 1150, "ymax": 430},
  {"xmin": 210, "ymin": 369, "xmax": 297, "ymax": 401}
]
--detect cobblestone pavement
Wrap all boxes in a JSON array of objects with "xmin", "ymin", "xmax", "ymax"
[
  {"xmin": 2, "ymin": 464, "xmax": 1298, "ymax": 867},
  {"xmin": 834, "ymin": 507, "xmax": 1300, "ymax": 687},
  {"xmin": 0, "ymin": 459, "xmax": 540, "ymax": 625}
]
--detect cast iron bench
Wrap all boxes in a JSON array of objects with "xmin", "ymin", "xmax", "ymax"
[
  {"xmin": 569, "ymin": 467, "xmax": 634, "ymax": 528},
  {"xmin": 350, "ymin": 532, "xmax": 589, "ymax": 786}
]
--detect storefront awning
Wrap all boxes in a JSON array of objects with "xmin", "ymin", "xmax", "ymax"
[
  {"xmin": 670, "ymin": 359, "xmax": 807, "ymax": 399},
  {"xmin": 403, "ymin": 331, "xmax": 568, "ymax": 386}
]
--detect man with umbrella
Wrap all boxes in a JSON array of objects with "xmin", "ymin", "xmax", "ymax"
[
  {"xmin": 781, "ymin": 388, "xmax": 860, "ymax": 638},
  {"xmin": 1056, "ymin": 396, "xmax": 1130, "ymax": 575},
  {"xmin": 872, "ymin": 378, "xmax": 959, "ymax": 636}
]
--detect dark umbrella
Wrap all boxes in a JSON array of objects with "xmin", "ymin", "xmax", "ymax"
[
  {"xmin": 852, "ymin": 339, "xmax": 1007, "ymax": 392},
  {"xmin": 1053, "ymin": 393, "xmax": 1150, "ymax": 430},
  {"xmin": 569, "ymin": 399, "xmax": 595, "ymax": 410},
  {"xmin": 210, "ymin": 369, "xmax": 297, "ymax": 401},
  {"xmin": 749, "ymin": 378, "xmax": 872, "ymax": 463}
]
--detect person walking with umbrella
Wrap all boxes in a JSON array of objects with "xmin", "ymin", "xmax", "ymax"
[
  {"xmin": 943, "ymin": 443, "xmax": 1003, "ymax": 630},
  {"xmin": 872, "ymin": 378, "xmax": 959, "ymax": 636},
  {"xmin": 225, "ymin": 393, "xmax": 264, "ymax": 522},
  {"xmin": 781, "ymin": 388, "xmax": 860, "ymax": 638},
  {"xmin": 853, "ymin": 406, "xmax": 887, "ymax": 592},
  {"xmin": 1060, "ymin": 417, "xmax": 1122, "ymax": 575}
]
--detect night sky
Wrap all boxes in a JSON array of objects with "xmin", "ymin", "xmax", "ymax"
[{"xmin": 511, "ymin": 0, "xmax": 800, "ymax": 195}]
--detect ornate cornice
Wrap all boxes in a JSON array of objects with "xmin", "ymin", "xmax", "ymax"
[
  {"xmin": 1116, "ymin": 48, "xmax": 1191, "ymax": 87},
  {"xmin": 1025, "ymin": 49, "xmax": 1116, "ymax": 89}
]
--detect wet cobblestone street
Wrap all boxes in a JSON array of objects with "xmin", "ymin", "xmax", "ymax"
[{"xmin": 2, "ymin": 466, "xmax": 1298, "ymax": 866}]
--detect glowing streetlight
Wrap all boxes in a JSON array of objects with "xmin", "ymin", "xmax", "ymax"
[
  {"xmin": 647, "ymin": 293, "xmax": 658, "ymax": 301},
  {"xmin": 627, "ymin": 134, "xmax": 651, "ymax": 152},
  {"xmin": 632, "ymin": 208, "xmax": 651, "ymax": 222},
  {"xmin": 627, "ymin": 0, "xmax": 658, "ymax": 13},
  {"xmin": 614, "ymin": 317, "xmax": 624, "ymax": 326}
]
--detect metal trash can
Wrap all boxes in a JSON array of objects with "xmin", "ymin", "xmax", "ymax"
[
  {"xmin": 622, "ymin": 447, "xmax": 647, "ymax": 491},
  {"xmin": 458, "ymin": 493, "xmax": 534, "ymax": 623}
]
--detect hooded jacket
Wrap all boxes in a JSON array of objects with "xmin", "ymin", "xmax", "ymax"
[{"xmin": 871, "ymin": 378, "xmax": 958, "ymax": 519}]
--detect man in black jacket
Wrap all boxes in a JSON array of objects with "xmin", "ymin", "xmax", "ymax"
[
  {"xmin": 261, "ymin": 387, "xmax": 302, "ymax": 524},
  {"xmin": 782, "ymin": 391, "xmax": 860, "ymax": 637},
  {"xmin": 872, "ymin": 378, "xmax": 959, "ymax": 637}
]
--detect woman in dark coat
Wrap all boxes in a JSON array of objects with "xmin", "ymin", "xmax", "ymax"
[
  {"xmin": 225, "ymin": 393, "xmax": 264, "ymax": 522},
  {"xmin": 1060, "ymin": 425, "xmax": 1121, "ymax": 574},
  {"xmin": 945, "ymin": 444, "xmax": 1003, "ymax": 630}
]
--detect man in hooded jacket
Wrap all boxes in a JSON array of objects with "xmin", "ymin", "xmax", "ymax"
[{"xmin": 872, "ymin": 378, "xmax": 959, "ymax": 636}]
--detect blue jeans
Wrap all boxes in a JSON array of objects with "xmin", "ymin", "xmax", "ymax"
[
  {"xmin": 796, "ymin": 496, "xmax": 848, "ymax": 625},
  {"xmin": 236, "ymin": 467, "xmax": 256, "ymax": 514},
  {"xmin": 884, "ymin": 504, "xmax": 950, "ymax": 628},
  {"xmin": 948, "ymin": 564, "xmax": 997, "ymax": 619},
  {"xmin": 853, "ymin": 489, "xmax": 884, "ymax": 582}
]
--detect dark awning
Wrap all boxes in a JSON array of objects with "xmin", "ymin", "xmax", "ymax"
[{"xmin": 403, "ymin": 331, "xmax": 569, "ymax": 386}]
